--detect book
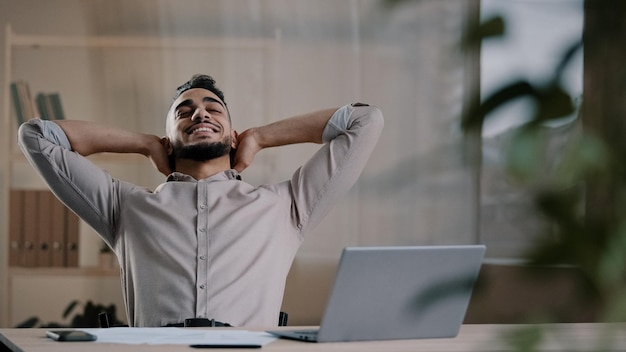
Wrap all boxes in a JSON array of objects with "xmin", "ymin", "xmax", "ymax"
[
  {"xmin": 9, "ymin": 190, "xmax": 24, "ymax": 267},
  {"xmin": 10, "ymin": 82, "xmax": 25, "ymax": 125},
  {"xmin": 11, "ymin": 81, "xmax": 66, "ymax": 125},
  {"xmin": 49, "ymin": 93, "xmax": 65, "ymax": 120},
  {"xmin": 36, "ymin": 190, "xmax": 53, "ymax": 267},
  {"xmin": 16, "ymin": 80, "xmax": 38, "ymax": 121},
  {"xmin": 35, "ymin": 92, "xmax": 65, "ymax": 121},
  {"xmin": 35, "ymin": 93, "xmax": 52, "ymax": 120},
  {"xmin": 21, "ymin": 190, "xmax": 39, "ymax": 267}
]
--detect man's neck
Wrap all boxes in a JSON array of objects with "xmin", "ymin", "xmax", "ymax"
[{"xmin": 174, "ymin": 156, "xmax": 231, "ymax": 180}]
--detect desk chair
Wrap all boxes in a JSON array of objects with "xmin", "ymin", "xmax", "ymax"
[{"xmin": 98, "ymin": 311, "xmax": 288, "ymax": 328}]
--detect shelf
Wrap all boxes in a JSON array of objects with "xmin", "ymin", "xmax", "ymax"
[
  {"xmin": 10, "ymin": 33, "xmax": 277, "ymax": 50},
  {"xmin": 8, "ymin": 266, "xmax": 119, "ymax": 277}
]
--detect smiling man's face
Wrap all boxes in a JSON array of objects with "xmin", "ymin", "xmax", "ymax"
[{"xmin": 166, "ymin": 88, "xmax": 235, "ymax": 162}]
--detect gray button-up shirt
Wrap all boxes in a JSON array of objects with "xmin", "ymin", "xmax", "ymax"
[{"xmin": 18, "ymin": 104, "xmax": 383, "ymax": 327}]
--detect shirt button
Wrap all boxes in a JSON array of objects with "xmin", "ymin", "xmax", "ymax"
[
  {"xmin": 199, "ymin": 228, "xmax": 206, "ymax": 232},
  {"xmin": 199, "ymin": 204, "xmax": 206, "ymax": 210},
  {"xmin": 199, "ymin": 284, "xmax": 206, "ymax": 289},
  {"xmin": 199, "ymin": 255, "xmax": 206, "ymax": 260}
]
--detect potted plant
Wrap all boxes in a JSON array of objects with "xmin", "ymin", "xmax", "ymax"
[{"xmin": 15, "ymin": 300, "xmax": 125, "ymax": 328}]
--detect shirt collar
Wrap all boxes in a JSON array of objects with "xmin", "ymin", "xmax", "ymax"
[{"xmin": 166, "ymin": 169, "xmax": 242, "ymax": 182}]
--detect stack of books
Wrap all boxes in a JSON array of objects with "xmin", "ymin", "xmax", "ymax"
[{"xmin": 10, "ymin": 80, "xmax": 65, "ymax": 124}]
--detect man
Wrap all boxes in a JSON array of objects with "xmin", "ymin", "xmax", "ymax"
[{"xmin": 18, "ymin": 74, "xmax": 384, "ymax": 327}]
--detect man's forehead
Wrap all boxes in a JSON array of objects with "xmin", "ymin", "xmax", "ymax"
[{"xmin": 173, "ymin": 88, "xmax": 225, "ymax": 107}]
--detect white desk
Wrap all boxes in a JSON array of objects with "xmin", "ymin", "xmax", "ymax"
[{"xmin": 1, "ymin": 324, "xmax": 626, "ymax": 351}]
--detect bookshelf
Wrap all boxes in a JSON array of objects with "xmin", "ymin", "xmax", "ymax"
[{"xmin": 1, "ymin": 23, "xmax": 280, "ymax": 327}]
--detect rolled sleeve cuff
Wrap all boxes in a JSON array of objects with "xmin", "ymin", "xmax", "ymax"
[
  {"xmin": 36, "ymin": 119, "xmax": 72, "ymax": 150},
  {"xmin": 322, "ymin": 103, "xmax": 371, "ymax": 143},
  {"xmin": 321, "ymin": 104, "xmax": 349, "ymax": 143}
]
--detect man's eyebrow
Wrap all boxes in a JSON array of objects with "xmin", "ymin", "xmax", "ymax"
[
  {"xmin": 174, "ymin": 97, "xmax": 225, "ymax": 112},
  {"xmin": 202, "ymin": 96, "xmax": 225, "ymax": 108},
  {"xmin": 174, "ymin": 99, "xmax": 193, "ymax": 112}
]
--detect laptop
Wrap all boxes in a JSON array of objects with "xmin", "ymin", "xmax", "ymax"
[{"xmin": 267, "ymin": 245, "xmax": 485, "ymax": 342}]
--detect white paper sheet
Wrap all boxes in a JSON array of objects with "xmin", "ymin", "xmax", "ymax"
[{"xmin": 79, "ymin": 327, "xmax": 277, "ymax": 346}]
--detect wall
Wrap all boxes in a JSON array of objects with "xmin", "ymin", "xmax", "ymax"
[
  {"xmin": 0, "ymin": 0, "xmax": 478, "ymax": 327},
  {"xmin": 9, "ymin": 269, "xmax": 126, "ymax": 327}
]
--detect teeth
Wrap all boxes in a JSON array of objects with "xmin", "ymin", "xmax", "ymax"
[{"xmin": 192, "ymin": 127, "xmax": 217, "ymax": 134}]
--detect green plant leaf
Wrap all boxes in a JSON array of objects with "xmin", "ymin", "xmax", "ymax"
[
  {"xmin": 462, "ymin": 80, "xmax": 536, "ymax": 131},
  {"xmin": 506, "ymin": 128, "xmax": 544, "ymax": 182},
  {"xmin": 534, "ymin": 84, "xmax": 576, "ymax": 122},
  {"xmin": 479, "ymin": 16, "xmax": 506, "ymax": 39},
  {"xmin": 554, "ymin": 41, "xmax": 583, "ymax": 80},
  {"xmin": 555, "ymin": 133, "xmax": 610, "ymax": 187},
  {"xmin": 462, "ymin": 15, "xmax": 506, "ymax": 49},
  {"xmin": 14, "ymin": 317, "xmax": 39, "ymax": 328},
  {"xmin": 597, "ymin": 222, "xmax": 626, "ymax": 289},
  {"xmin": 503, "ymin": 324, "xmax": 544, "ymax": 352},
  {"xmin": 62, "ymin": 300, "xmax": 80, "ymax": 319}
]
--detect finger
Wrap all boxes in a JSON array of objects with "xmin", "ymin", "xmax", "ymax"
[
  {"xmin": 232, "ymin": 162, "xmax": 244, "ymax": 173},
  {"xmin": 232, "ymin": 157, "xmax": 251, "ymax": 174}
]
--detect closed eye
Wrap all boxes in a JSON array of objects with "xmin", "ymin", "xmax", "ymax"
[
  {"xmin": 206, "ymin": 102, "xmax": 224, "ymax": 114},
  {"xmin": 176, "ymin": 109, "xmax": 192, "ymax": 119}
]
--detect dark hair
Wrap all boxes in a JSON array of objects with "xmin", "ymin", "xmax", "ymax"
[{"xmin": 173, "ymin": 74, "xmax": 227, "ymax": 106}]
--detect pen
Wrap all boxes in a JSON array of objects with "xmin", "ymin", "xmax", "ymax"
[{"xmin": 190, "ymin": 344, "xmax": 262, "ymax": 349}]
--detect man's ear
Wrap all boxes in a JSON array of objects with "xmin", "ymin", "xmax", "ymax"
[
  {"xmin": 231, "ymin": 130, "xmax": 238, "ymax": 149},
  {"xmin": 162, "ymin": 137, "xmax": 173, "ymax": 156},
  {"xmin": 162, "ymin": 137, "xmax": 176, "ymax": 172}
]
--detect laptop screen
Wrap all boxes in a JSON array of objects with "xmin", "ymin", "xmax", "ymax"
[{"xmin": 315, "ymin": 245, "xmax": 486, "ymax": 342}]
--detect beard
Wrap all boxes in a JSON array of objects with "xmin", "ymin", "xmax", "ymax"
[{"xmin": 173, "ymin": 138, "xmax": 232, "ymax": 163}]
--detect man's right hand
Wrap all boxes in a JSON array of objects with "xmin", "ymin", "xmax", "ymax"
[
  {"xmin": 148, "ymin": 136, "xmax": 173, "ymax": 176},
  {"xmin": 232, "ymin": 128, "xmax": 262, "ymax": 173}
]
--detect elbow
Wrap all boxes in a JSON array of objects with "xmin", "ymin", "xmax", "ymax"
[
  {"xmin": 358, "ymin": 106, "xmax": 384, "ymax": 134},
  {"xmin": 17, "ymin": 119, "xmax": 39, "ymax": 151},
  {"xmin": 17, "ymin": 118, "xmax": 73, "ymax": 154},
  {"xmin": 369, "ymin": 106, "xmax": 384, "ymax": 130}
]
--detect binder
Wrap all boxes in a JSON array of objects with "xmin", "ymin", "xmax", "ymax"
[
  {"xmin": 9, "ymin": 189, "xmax": 80, "ymax": 267},
  {"xmin": 65, "ymin": 209, "xmax": 80, "ymax": 267},
  {"xmin": 36, "ymin": 190, "xmax": 53, "ymax": 267},
  {"xmin": 21, "ymin": 190, "xmax": 38, "ymax": 267},
  {"xmin": 9, "ymin": 190, "xmax": 24, "ymax": 267},
  {"xmin": 50, "ymin": 195, "xmax": 67, "ymax": 267}
]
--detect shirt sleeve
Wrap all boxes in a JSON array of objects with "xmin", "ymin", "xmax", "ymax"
[
  {"xmin": 17, "ymin": 119, "xmax": 124, "ymax": 247},
  {"xmin": 290, "ymin": 104, "xmax": 384, "ymax": 237}
]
